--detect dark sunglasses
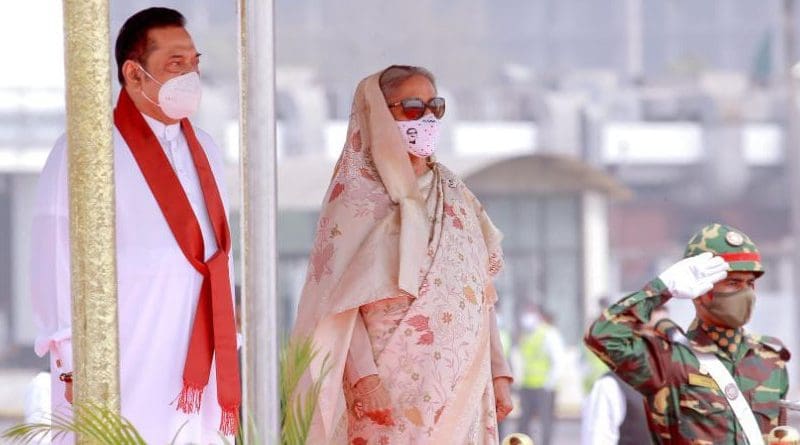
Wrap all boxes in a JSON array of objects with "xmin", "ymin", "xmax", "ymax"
[{"xmin": 387, "ymin": 97, "xmax": 446, "ymax": 120}]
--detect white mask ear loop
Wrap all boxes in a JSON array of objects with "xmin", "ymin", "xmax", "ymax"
[{"xmin": 137, "ymin": 64, "xmax": 163, "ymax": 107}]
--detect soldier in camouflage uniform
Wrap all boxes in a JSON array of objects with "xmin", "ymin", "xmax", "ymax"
[{"xmin": 585, "ymin": 223, "xmax": 791, "ymax": 444}]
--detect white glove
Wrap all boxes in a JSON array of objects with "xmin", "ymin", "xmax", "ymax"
[{"xmin": 658, "ymin": 252, "xmax": 728, "ymax": 299}]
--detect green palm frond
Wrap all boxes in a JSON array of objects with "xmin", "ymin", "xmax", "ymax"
[
  {"xmin": 280, "ymin": 337, "xmax": 330, "ymax": 445},
  {"xmin": 1, "ymin": 403, "xmax": 147, "ymax": 445},
  {"xmin": 217, "ymin": 412, "xmax": 259, "ymax": 445}
]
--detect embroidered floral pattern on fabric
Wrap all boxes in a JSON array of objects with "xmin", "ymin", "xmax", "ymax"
[
  {"xmin": 345, "ymin": 166, "xmax": 504, "ymax": 444},
  {"xmin": 309, "ymin": 217, "xmax": 336, "ymax": 283},
  {"xmin": 329, "ymin": 128, "xmax": 396, "ymax": 221},
  {"xmin": 488, "ymin": 253, "xmax": 503, "ymax": 278}
]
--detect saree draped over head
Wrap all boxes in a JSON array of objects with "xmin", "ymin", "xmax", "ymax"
[{"xmin": 291, "ymin": 72, "xmax": 505, "ymax": 444}]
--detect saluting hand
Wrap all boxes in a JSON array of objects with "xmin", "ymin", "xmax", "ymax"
[{"xmin": 658, "ymin": 252, "xmax": 729, "ymax": 300}]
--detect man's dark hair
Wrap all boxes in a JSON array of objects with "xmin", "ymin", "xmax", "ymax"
[{"xmin": 114, "ymin": 7, "xmax": 186, "ymax": 85}]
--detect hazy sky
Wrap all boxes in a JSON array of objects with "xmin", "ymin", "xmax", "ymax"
[{"xmin": 1, "ymin": 2, "xmax": 64, "ymax": 89}]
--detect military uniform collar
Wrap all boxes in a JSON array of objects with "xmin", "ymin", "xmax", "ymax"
[{"xmin": 687, "ymin": 319, "xmax": 747, "ymax": 359}]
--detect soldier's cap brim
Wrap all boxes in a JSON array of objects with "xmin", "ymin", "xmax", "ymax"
[{"xmin": 726, "ymin": 261, "xmax": 764, "ymax": 277}]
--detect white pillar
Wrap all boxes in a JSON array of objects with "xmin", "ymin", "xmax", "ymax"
[
  {"xmin": 238, "ymin": 0, "xmax": 280, "ymax": 440},
  {"xmin": 625, "ymin": 0, "xmax": 643, "ymax": 81},
  {"xmin": 582, "ymin": 191, "xmax": 609, "ymax": 323}
]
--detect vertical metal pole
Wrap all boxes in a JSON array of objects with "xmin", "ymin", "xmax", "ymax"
[
  {"xmin": 239, "ymin": 0, "xmax": 279, "ymax": 441},
  {"xmin": 625, "ymin": 0, "xmax": 643, "ymax": 82},
  {"xmin": 783, "ymin": 0, "xmax": 800, "ymax": 392},
  {"xmin": 62, "ymin": 0, "xmax": 120, "ymax": 438}
]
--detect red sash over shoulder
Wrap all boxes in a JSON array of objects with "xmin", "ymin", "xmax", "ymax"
[{"xmin": 114, "ymin": 89, "xmax": 240, "ymax": 434}]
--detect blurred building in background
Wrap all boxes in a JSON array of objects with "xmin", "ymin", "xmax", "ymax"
[
  {"xmin": 1, "ymin": 0, "xmax": 799, "ymax": 426},
  {"xmin": 271, "ymin": 0, "xmax": 798, "ymax": 350}
]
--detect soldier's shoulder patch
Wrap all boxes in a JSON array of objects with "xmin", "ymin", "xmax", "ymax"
[{"xmin": 751, "ymin": 334, "xmax": 791, "ymax": 361}]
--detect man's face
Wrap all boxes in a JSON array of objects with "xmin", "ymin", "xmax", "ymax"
[
  {"xmin": 123, "ymin": 26, "xmax": 201, "ymax": 123},
  {"xmin": 406, "ymin": 127, "xmax": 418, "ymax": 143},
  {"xmin": 695, "ymin": 270, "xmax": 757, "ymax": 326},
  {"xmin": 710, "ymin": 271, "xmax": 757, "ymax": 294},
  {"xmin": 139, "ymin": 26, "xmax": 200, "ymax": 82},
  {"xmin": 520, "ymin": 308, "xmax": 540, "ymax": 330}
]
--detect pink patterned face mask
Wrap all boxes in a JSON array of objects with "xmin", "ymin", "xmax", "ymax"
[{"xmin": 396, "ymin": 115, "xmax": 440, "ymax": 157}]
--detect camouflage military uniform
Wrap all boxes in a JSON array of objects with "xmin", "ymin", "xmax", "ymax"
[{"xmin": 585, "ymin": 224, "xmax": 791, "ymax": 444}]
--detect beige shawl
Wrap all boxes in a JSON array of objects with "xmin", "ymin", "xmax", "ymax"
[{"xmin": 291, "ymin": 71, "xmax": 502, "ymax": 443}]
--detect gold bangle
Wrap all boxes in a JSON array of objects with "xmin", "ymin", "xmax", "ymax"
[{"xmin": 354, "ymin": 379, "xmax": 382, "ymax": 397}]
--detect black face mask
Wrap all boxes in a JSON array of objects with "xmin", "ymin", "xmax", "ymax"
[{"xmin": 700, "ymin": 287, "xmax": 755, "ymax": 328}]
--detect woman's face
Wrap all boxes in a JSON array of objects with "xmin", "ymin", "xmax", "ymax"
[{"xmin": 385, "ymin": 74, "xmax": 437, "ymax": 121}]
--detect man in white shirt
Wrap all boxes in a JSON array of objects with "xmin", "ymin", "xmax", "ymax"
[{"xmin": 31, "ymin": 7, "xmax": 238, "ymax": 443}]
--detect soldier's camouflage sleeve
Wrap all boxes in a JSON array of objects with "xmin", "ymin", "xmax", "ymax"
[{"xmin": 584, "ymin": 277, "xmax": 672, "ymax": 396}]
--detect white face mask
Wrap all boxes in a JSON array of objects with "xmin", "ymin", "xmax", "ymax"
[
  {"xmin": 139, "ymin": 65, "xmax": 202, "ymax": 120},
  {"xmin": 521, "ymin": 313, "xmax": 540, "ymax": 330},
  {"xmin": 396, "ymin": 114, "xmax": 440, "ymax": 157}
]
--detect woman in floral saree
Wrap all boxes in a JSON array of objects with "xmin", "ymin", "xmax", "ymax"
[{"xmin": 292, "ymin": 65, "xmax": 513, "ymax": 444}]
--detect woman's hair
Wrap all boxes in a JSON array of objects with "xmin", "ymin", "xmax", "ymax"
[{"xmin": 378, "ymin": 65, "xmax": 437, "ymax": 98}]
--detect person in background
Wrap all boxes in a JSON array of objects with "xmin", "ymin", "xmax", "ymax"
[
  {"xmin": 580, "ymin": 306, "xmax": 669, "ymax": 445},
  {"xmin": 517, "ymin": 304, "xmax": 565, "ymax": 445}
]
